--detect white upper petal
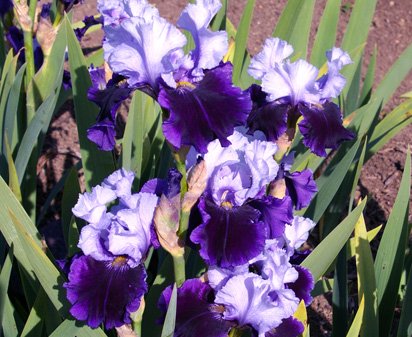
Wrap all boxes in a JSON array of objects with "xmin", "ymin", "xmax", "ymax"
[
  {"xmin": 178, "ymin": 0, "xmax": 228, "ymax": 71},
  {"xmin": 104, "ymin": 15, "xmax": 187, "ymax": 88},
  {"xmin": 284, "ymin": 216, "xmax": 316, "ymax": 251},
  {"xmin": 262, "ymin": 59, "xmax": 320, "ymax": 105},
  {"xmin": 248, "ymin": 37, "xmax": 294, "ymax": 80}
]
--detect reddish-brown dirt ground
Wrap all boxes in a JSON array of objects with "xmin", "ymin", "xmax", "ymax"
[{"xmin": 37, "ymin": 1, "xmax": 412, "ymax": 336}]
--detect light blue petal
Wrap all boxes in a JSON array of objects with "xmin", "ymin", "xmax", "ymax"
[
  {"xmin": 317, "ymin": 47, "xmax": 352, "ymax": 99},
  {"xmin": 98, "ymin": 0, "xmax": 159, "ymax": 26},
  {"xmin": 78, "ymin": 214, "xmax": 113, "ymax": 260},
  {"xmin": 248, "ymin": 37, "xmax": 294, "ymax": 80},
  {"xmin": 244, "ymin": 139, "xmax": 279, "ymax": 199},
  {"xmin": 215, "ymin": 273, "xmax": 299, "ymax": 336},
  {"xmin": 102, "ymin": 168, "xmax": 135, "ymax": 198},
  {"xmin": 72, "ymin": 185, "xmax": 116, "ymax": 224},
  {"xmin": 262, "ymin": 59, "xmax": 320, "ymax": 105},
  {"xmin": 104, "ymin": 15, "xmax": 186, "ymax": 88},
  {"xmin": 284, "ymin": 216, "xmax": 316, "ymax": 251},
  {"xmin": 178, "ymin": 0, "xmax": 228, "ymax": 71}
]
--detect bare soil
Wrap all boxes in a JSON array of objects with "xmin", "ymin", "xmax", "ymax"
[{"xmin": 37, "ymin": 1, "xmax": 412, "ymax": 336}]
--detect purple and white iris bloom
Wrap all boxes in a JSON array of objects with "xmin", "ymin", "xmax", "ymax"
[
  {"xmin": 159, "ymin": 237, "xmax": 314, "ymax": 337},
  {"xmin": 94, "ymin": 0, "xmax": 251, "ymax": 153},
  {"xmin": 65, "ymin": 169, "xmax": 159, "ymax": 329},
  {"xmin": 247, "ymin": 37, "xmax": 355, "ymax": 157},
  {"xmin": 189, "ymin": 131, "xmax": 295, "ymax": 268}
]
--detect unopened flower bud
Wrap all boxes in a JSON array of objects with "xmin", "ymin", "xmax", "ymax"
[{"xmin": 154, "ymin": 194, "xmax": 184, "ymax": 257}]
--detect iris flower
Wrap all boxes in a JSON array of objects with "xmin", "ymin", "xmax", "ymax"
[
  {"xmin": 91, "ymin": 0, "xmax": 251, "ymax": 152},
  {"xmin": 64, "ymin": 169, "xmax": 159, "ymax": 328},
  {"xmin": 247, "ymin": 37, "xmax": 354, "ymax": 157},
  {"xmin": 159, "ymin": 237, "xmax": 314, "ymax": 337},
  {"xmin": 188, "ymin": 131, "xmax": 294, "ymax": 268}
]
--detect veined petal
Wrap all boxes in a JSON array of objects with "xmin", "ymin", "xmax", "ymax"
[
  {"xmin": 249, "ymin": 38, "xmax": 293, "ymax": 80},
  {"xmin": 104, "ymin": 15, "xmax": 186, "ymax": 88},
  {"xmin": 160, "ymin": 63, "xmax": 251, "ymax": 153},
  {"xmin": 262, "ymin": 60, "xmax": 319, "ymax": 105},
  {"xmin": 178, "ymin": 0, "xmax": 228, "ymax": 71},
  {"xmin": 65, "ymin": 255, "xmax": 147, "ymax": 329},
  {"xmin": 191, "ymin": 197, "xmax": 266, "ymax": 268},
  {"xmin": 298, "ymin": 102, "xmax": 355, "ymax": 157},
  {"xmin": 158, "ymin": 279, "xmax": 232, "ymax": 337}
]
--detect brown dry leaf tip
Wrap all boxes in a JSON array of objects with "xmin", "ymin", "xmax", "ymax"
[
  {"xmin": 182, "ymin": 159, "xmax": 208, "ymax": 212},
  {"xmin": 13, "ymin": 0, "xmax": 32, "ymax": 31},
  {"xmin": 269, "ymin": 178, "xmax": 286, "ymax": 199},
  {"xmin": 36, "ymin": 17, "xmax": 57, "ymax": 56},
  {"xmin": 154, "ymin": 194, "xmax": 184, "ymax": 256},
  {"xmin": 115, "ymin": 325, "xmax": 138, "ymax": 337}
]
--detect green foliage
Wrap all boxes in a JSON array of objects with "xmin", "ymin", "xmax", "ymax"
[{"xmin": 0, "ymin": 0, "xmax": 411, "ymax": 336}]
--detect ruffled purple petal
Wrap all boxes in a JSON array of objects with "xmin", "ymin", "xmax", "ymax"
[
  {"xmin": 298, "ymin": 102, "xmax": 355, "ymax": 157},
  {"xmin": 248, "ymin": 196, "xmax": 293, "ymax": 239},
  {"xmin": 191, "ymin": 197, "xmax": 266, "ymax": 268},
  {"xmin": 158, "ymin": 279, "xmax": 232, "ymax": 337},
  {"xmin": 284, "ymin": 169, "xmax": 317, "ymax": 210},
  {"xmin": 287, "ymin": 265, "xmax": 314, "ymax": 305},
  {"xmin": 265, "ymin": 317, "xmax": 304, "ymax": 337},
  {"xmin": 87, "ymin": 118, "xmax": 117, "ymax": 151},
  {"xmin": 64, "ymin": 255, "xmax": 147, "ymax": 329},
  {"xmin": 247, "ymin": 84, "xmax": 289, "ymax": 142},
  {"xmin": 160, "ymin": 62, "xmax": 251, "ymax": 153}
]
